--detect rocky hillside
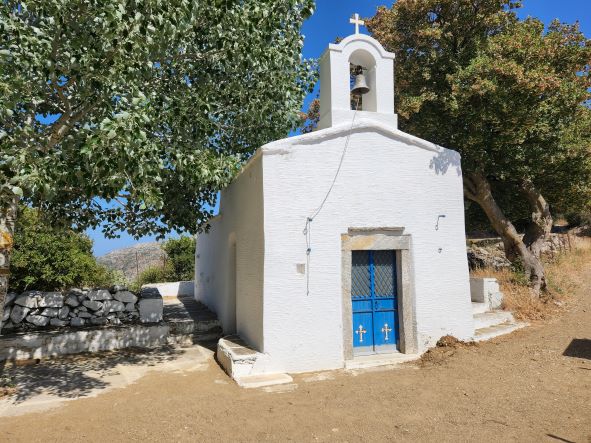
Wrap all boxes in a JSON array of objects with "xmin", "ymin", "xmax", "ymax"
[{"xmin": 97, "ymin": 242, "xmax": 167, "ymax": 282}]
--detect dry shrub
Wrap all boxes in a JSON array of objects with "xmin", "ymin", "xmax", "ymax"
[{"xmin": 470, "ymin": 236, "xmax": 591, "ymax": 321}]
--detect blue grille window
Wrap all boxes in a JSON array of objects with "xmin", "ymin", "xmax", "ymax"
[
  {"xmin": 373, "ymin": 250, "xmax": 395, "ymax": 297},
  {"xmin": 351, "ymin": 251, "xmax": 371, "ymax": 298}
]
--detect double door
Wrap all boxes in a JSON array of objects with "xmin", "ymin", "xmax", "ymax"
[{"xmin": 351, "ymin": 250, "xmax": 399, "ymax": 355}]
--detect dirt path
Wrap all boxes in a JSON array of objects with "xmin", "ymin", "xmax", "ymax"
[{"xmin": 0, "ymin": 276, "xmax": 590, "ymax": 442}]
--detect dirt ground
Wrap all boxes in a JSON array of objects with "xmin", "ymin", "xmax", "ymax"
[{"xmin": 0, "ymin": 276, "xmax": 590, "ymax": 442}]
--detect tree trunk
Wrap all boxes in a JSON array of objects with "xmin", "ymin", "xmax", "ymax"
[
  {"xmin": 521, "ymin": 180, "xmax": 553, "ymax": 259},
  {"xmin": 0, "ymin": 197, "xmax": 18, "ymax": 334},
  {"xmin": 464, "ymin": 173, "xmax": 547, "ymax": 294}
]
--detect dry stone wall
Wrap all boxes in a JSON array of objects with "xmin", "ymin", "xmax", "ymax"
[{"xmin": 1, "ymin": 286, "xmax": 145, "ymax": 333}]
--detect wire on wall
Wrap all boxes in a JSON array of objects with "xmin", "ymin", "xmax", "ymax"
[{"xmin": 303, "ymin": 95, "xmax": 361, "ymax": 296}]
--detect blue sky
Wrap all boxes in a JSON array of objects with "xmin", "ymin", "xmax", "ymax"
[{"xmin": 88, "ymin": 0, "xmax": 591, "ymax": 256}]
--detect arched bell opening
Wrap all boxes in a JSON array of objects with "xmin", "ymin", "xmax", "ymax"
[{"xmin": 348, "ymin": 48, "xmax": 377, "ymax": 112}]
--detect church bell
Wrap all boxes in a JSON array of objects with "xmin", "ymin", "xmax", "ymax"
[{"xmin": 351, "ymin": 73, "xmax": 370, "ymax": 95}]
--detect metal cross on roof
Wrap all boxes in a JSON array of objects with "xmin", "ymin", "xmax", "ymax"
[{"xmin": 349, "ymin": 13, "xmax": 365, "ymax": 34}]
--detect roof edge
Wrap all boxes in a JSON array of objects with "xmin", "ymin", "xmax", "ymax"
[{"xmin": 260, "ymin": 118, "xmax": 454, "ymax": 155}]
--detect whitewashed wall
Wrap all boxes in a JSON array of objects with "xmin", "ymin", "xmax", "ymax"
[
  {"xmin": 259, "ymin": 120, "xmax": 474, "ymax": 373},
  {"xmin": 195, "ymin": 154, "xmax": 265, "ymax": 349}
]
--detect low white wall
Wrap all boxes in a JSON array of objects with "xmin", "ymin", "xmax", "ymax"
[
  {"xmin": 0, "ymin": 324, "xmax": 171, "ymax": 361},
  {"xmin": 142, "ymin": 281, "xmax": 194, "ymax": 298}
]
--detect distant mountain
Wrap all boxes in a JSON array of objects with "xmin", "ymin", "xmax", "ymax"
[{"xmin": 97, "ymin": 242, "xmax": 167, "ymax": 282}]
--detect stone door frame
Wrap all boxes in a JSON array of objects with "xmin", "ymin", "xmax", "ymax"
[{"xmin": 341, "ymin": 228, "xmax": 418, "ymax": 361}]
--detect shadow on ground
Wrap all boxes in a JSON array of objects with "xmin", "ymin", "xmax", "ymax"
[
  {"xmin": 0, "ymin": 346, "xmax": 183, "ymax": 403},
  {"xmin": 563, "ymin": 338, "xmax": 591, "ymax": 360}
]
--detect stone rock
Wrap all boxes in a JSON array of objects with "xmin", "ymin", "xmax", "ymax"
[
  {"xmin": 70, "ymin": 317, "xmax": 85, "ymax": 327},
  {"xmin": 38, "ymin": 292, "xmax": 64, "ymax": 308},
  {"xmin": 50, "ymin": 318, "xmax": 67, "ymax": 327},
  {"xmin": 125, "ymin": 302, "xmax": 137, "ymax": 312},
  {"xmin": 90, "ymin": 317, "xmax": 108, "ymax": 326},
  {"xmin": 87, "ymin": 289, "xmax": 112, "ymax": 301},
  {"xmin": 10, "ymin": 305, "xmax": 30, "ymax": 324},
  {"xmin": 1, "ymin": 321, "xmax": 15, "ymax": 331},
  {"xmin": 109, "ymin": 317, "xmax": 122, "ymax": 325},
  {"xmin": 64, "ymin": 294, "xmax": 80, "ymax": 307},
  {"xmin": 83, "ymin": 300, "xmax": 103, "ymax": 311},
  {"xmin": 78, "ymin": 306, "xmax": 88, "ymax": 312},
  {"xmin": 138, "ymin": 288, "xmax": 163, "ymax": 323},
  {"xmin": 2, "ymin": 307, "xmax": 10, "ymax": 322},
  {"xmin": 77, "ymin": 294, "xmax": 87, "ymax": 302},
  {"xmin": 5, "ymin": 292, "xmax": 18, "ymax": 307},
  {"xmin": 26, "ymin": 314, "xmax": 50, "ymax": 327},
  {"xmin": 104, "ymin": 300, "xmax": 125, "ymax": 313},
  {"xmin": 40, "ymin": 307, "xmax": 60, "ymax": 317},
  {"xmin": 78, "ymin": 312, "xmax": 92, "ymax": 318},
  {"xmin": 14, "ymin": 291, "xmax": 41, "ymax": 308},
  {"xmin": 58, "ymin": 306, "xmax": 70, "ymax": 319},
  {"xmin": 113, "ymin": 291, "xmax": 137, "ymax": 303},
  {"xmin": 69, "ymin": 310, "xmax": 77, "ymax": 317},
  {"xmin": 110, "ymin": 285, "xmax": 128, "ymax": 293}
]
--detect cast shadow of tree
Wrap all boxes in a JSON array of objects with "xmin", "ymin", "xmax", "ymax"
[
  {"xmin": 563, "ymin": 338, "xmax": 591, "ymax": 361},
  {"xmin": 429, "ymin": 147, "xmax": 463, "ymax": 177},
  {"xmin": 0, "ymin": 345, "xmax": 183, "ymax": 404}
]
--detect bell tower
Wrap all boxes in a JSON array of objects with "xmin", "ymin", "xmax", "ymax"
[{"xmin": 317, "ymin": 14, "xmax": 397, "ymax": 130}]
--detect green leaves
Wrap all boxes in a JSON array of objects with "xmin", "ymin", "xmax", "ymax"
[
  {"xmin": 367, "ymin": 0, "xmax": 591, "ymax": 216},
  {"xmin": 1, "ymin": 0, "xmax": 316, "ymax": 237}
]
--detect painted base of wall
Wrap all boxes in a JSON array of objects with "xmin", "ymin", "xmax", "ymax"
[
  {"xmin": 142, "ymin": 281, "xmax": 194, "ymax": 298},
  {"xmin": 0, "ymin": 324, "xmax": 172, "ymax": 361}
]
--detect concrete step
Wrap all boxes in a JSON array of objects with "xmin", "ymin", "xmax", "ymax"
[
  {"xmin": 168, "ymin": 318, "xmax": 221, "ymax": 335},
  {"xmin": 473, "ymin": 311, "xmax": 514, "ymax": 329},
  {"xmin": 168, "ymin": 330, "xmax": 223, "ymax": 348},
  {"xmin": 472, "ymin": 302, "xmax": 488, "ymax": 314},
  {"xmin": 473, "ymin": 322, "xmax": 528, "ymax": 342},
  {"xmin": 235, "ymin": 373, "xmax": 293, "ymax": 389}
]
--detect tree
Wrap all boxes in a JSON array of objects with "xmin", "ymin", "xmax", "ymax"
[
  {"xmin": 0, "ymin": 1, "xmax": 316, "ymax": 328},
  {"xmin": 10, "ymin": 207, "xmax": 115, "ymax": 292},
  {"xmin": 367, "ymin": 0, "xmax": 591, "ymax": 294},
  {"xmin": 161, "ymin": 236, "xmax": 196, "ymax": 282}
]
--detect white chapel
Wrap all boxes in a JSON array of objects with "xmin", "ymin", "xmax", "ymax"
[{"xmin": 195, "ymin": 16, "xmax": 475, "ymax": 380}]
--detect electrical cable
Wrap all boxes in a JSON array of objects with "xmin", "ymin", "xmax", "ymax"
[{"xmin": 303, "ymin": 95, "xmax": 362, "ymax": 296}]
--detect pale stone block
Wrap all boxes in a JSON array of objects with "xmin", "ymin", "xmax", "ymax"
[
  {"xmin": 87, "ymin": 289, "xmax": 112, "ymax": 301},
  {"xmin": 26, "ymin": 314, "xmax": 49, "ymax": 327},
  {"xmin": 113, "ymin": 291, "xmax": 137, "ymax": 304},
  {"xmin": 40, "ymin": 308, "xmax": 59, "ymax": 317},
  {"xmin": 58, "ymin": 306, "xmax": 70, "ymax": 319},
  {"xmin": 14, "ymin": 292, "xmax": 40, "ymax": 308},
  {"xmin": 70, "ymin": 318, "xmax": 85, "ymax": 327},
  {"xmin": 103, "ymin": 300, "xmax": 125, "ymax": 313},
  {"xmin": 50, "ymin": 318, "xmax": 67, "ymax": 327},
  {"xmin": 38, "ymin": 292, "xmax": 64, "ymax": 308},
  {"xmin": 10, "ymin": 305, "xmax": 30, "ymax": 324},
  {"xmin": 64, "ymin": 294, "xmax": 80, "ymax": 307},
  {"xmin": 83, "ymin": 300, "xmax": 103, "ymax": 311},
  {"xmin": 138, "ymin": 288, "xmax": 163, "ymax": 324}
]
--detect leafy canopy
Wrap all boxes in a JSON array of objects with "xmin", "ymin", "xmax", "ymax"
[
  {"xmin": 1, "ymin": 0, "xmax": 316, "ymax": 237},
  {"xmin": 367, "ymin": 0, "xmax": 591, "ymax": 211},
  {"xmin": 10, "ymin": 207, "xmax": 114, "ymax": 292}
]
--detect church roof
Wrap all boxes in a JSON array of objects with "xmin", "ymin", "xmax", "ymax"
[{"xmin": 260, "ymin": 118, "xmax": 452, "ymax": 155}]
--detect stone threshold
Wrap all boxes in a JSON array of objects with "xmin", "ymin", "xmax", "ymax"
[{"xmin": 345, "ymin": 352, "xmax": 421, "ymax": 370}]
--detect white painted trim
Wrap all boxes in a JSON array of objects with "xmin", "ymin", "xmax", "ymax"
[
  {"xmin": 261, "ymin": 118, "xmax": 450, "ymax": 154},
  {"xmin": 321, "ymin": 33, "xmax": 396, "ymax": 60}
]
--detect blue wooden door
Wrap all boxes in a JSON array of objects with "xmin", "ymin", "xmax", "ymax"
[{"xmin": 352, "ymin": 250, "xmax": 399, "ymax": 355}]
